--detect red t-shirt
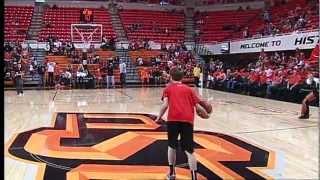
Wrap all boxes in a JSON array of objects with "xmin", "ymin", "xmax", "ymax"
[
  {"xmin": 162, "ymin": 82, "xmax": 200, "ymax": 124},
  {"xmin": 259, "ymin": 74, "xmax": 267, "ymax": 85},
  {"xmin": 249, "ymin": 72, "xmax": 260, "ymax": 83},
  {"xmin": 288, "ymin": 73, "xmax": 302, "ymax": 85}
]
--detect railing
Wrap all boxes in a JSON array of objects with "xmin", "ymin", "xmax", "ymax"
[{"xmin": 194, "ymin": 44, "xmax": 213, "ymax": 55}]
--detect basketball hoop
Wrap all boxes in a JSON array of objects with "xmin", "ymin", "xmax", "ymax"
[{"xmin": 71, "ymin": 24, "xmax": 103, "ymax": 44}]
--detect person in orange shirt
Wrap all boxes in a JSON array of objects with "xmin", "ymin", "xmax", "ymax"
[
  {"xmin": 238, "ymin": 69, "xmax": 249, "ymax": 93},
  {"xmin": 247, "ymin": 70, "xmax": 260, "ymax": 96},
  {"xmin": 83, "ymin": 9, "xmax": 92, "ymax": 22},
  {"xmin": 140, "ymin": 67, "xmax": 150, "ymax": 86},
  {"xmin": 211, "ymin": 70, "xmax": 221, "ymax": 88},
  {"xmin": 215, "ymin": 69, "xmax": 227, "ymax": 88}
]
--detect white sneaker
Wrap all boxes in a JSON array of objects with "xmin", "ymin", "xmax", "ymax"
[{"xmin": 166, "ymin": 173, "xmax": 176, "ymax": 180}]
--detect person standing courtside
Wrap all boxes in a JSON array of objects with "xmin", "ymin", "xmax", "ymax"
[
  {"xmin": 15, "ymin": 63, "xmax": 24, "ymax": 96},
  {"xmin": 37, "ymin": 64, "xmax": 46, "ymax": 88},
  {"xmin": 119, "ymin": 60, "xmax": 127, "ymax": 88},
  {"xmin": 47, "ymin": 61, "xmax": 56, "ymax": 87},
  {"xmin": 156, "ymin": 67, "xmax": 204, "ymax": 180},
  {"xmin": 193, "ymin": 64, "xmax": 201, "ymax": 87},
  {"xmin": 106, "ymin": 61, "xmax": 115, "ymax": 88}
]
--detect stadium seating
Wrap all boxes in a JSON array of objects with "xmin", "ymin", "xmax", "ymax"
[
  {"xmin": 4, "ymin": 6, "xmax": 34, "ymax": 42},
  {"xmin": 45, "ymin": 49, "xmax": 119, "ymax": 85},
  {"xmin": 119, "ymin": 9, "xmax": 185, "ymax": 43},
  {"xmin": 53, "ymin": 63, "xmax": 121, "ymax": 86},
  {"xmin": 39, "ymin": 7, "xmax": 115, "ymax": 42},
  {"xmin": 129, "ymin": 50, "xmax": 164, "ymax": 65},
  {"xmin": 248, "ymin": 0, "xmax": 308, "ymax": 35},
  {"xmin": 197, "ymin": 0, "xmax": 262, "ymax": 5},
  {"xmin": 196, "ymin": 9, "xmax": 260, "ymax": 42},
  {"xmin": 95, "ymin": 50, "xmax": 117, "ymax": 60}
]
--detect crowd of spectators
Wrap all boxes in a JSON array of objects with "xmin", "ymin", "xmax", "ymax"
[
  {"xmin": 253, "ymin": 0, "xmax": 318, "ymax": 37},
  {"xmin": 128, "ymin": 39, "xmax": 151, "ymax": 50},
  {"xmin": 3, "ymin": 35, "xmax": 120, "ymax": 90},
  {"xmin": 194, "ymin": 0, "xmax": 318, "ymax": 42},
  {"xmin": 135, "ymin": 42, "xmax": 199, "ymax": 85},
  {"xmin": 117, "ymin": 0, "xmax": 184, "ymax": 5},
  {"xmin": 46, "ymin": 34, "xmax": 115, "ymax": 56},
  {"xmin": 4, "ymin": 41, "xmax": 34, "ymax": 81},
  {"xmin": 204, "ymin": 48, "xmax": 318, "ymax": 103}
]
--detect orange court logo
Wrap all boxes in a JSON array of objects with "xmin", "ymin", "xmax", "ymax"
[{"xmin": 6, "ymin": 113, "xmax": 275, "ymax": 179}]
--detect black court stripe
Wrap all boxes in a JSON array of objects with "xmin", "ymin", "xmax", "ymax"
[{"xmin": 52, "ymin": 91, "xmax": 58, "ymax": 101}]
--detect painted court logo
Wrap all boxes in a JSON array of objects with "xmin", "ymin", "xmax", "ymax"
[{"xmin": 7, "ymin": 113, "xmax": 275, "ymax": 179}]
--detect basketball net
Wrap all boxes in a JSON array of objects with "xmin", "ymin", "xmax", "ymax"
[{"xmin": 71, "ymin": 24, "xmax": 102, "ymax": 50}]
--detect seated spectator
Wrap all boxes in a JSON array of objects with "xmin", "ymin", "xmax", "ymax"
[
  {"xmin": 82, "ymin": 59, "xmax": 88, "ymax": 66},
  {"xmin": 61, "ymin": 69, "xmax": 72, "ymax": 87},
  {"xmin": 242, "ymin": 27, "xmax": 249, "ymax": 38},
  {"xmin": 5, "ymin": 71, "xmax": 12, "ymax": 81},
  {"xmin": 29, "ymin": 63, "xmax": 35, "ymax": 80},
  {"xmin": 76, "ymin": 64, "xmax": 87, "ymax": 88},
  {"xmin": 263, "ymin": 10, "xmax": 271, "ymax": 22},
  {"xmin": 215, "ymin": 69, "xmax": 227, "ymax": 87},
  {"xmin": 161, "ymin": 43, "xmax": 167, "ymax": 51},
  {"xmin": 4, "ymin": 42, "xmax": 12, "ymax": 52},
  {"xmin": 94, "ymin": 55, "xmax": 100, "ymax": 64},
  {"xmin": 246, "ymin": 70, "xmax": 260, "ymax": 96},
  {"xmin": 155, "ymin": 56, "xmax": 161, "ymax": 65},
  {"xmin": 266, "ymin": 70, "xmax": 284, "ymax": 98},
  {"xmin": 128, "ymin": 42, "xmax": 134, "ymax": 50},
  {"xmin": 137, "ymin": 56, "xmax": 144, "ymax": 66}
]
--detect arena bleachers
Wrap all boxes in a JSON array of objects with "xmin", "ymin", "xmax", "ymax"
[
  {"xmin": 45, "ymin": 49, "xmax": 119, "ymax": 86},
  {"xmin": 39, "ymin": 7, "xmax": 115, "ymax": 42},
  {"xmin": 197, "ymin": 0, "xmax": 262, "ymax": 5},
  {"xmin": 196, "ymin": 9, "xmax": 260, "ymax": 42},
  {"xmin": 4, "ymin": 6, "xmax": 34, "ymax": 42},
  {"xmin": 119, "ymin": 9, "xmax": 185, "ymax": 43},
  {"xmin": 248, "ymin": 0, "xmax": 318, "ymax": 36},
  {"xmin": 129, "ymin": 50, "xmax": 164, "ymax": 65}
]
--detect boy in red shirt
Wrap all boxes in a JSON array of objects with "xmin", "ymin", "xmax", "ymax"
[{"xmin": 155, "ymin": 67, "xmax": 204, "ymax": 180}]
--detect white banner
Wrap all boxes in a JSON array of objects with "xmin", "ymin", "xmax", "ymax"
[
  {"xmin": 203, "ymin": 42, "xmax": 229, "ymax": 54},
  {"xmin": 27, "ymin": 42, "xmax": 50, "ymax": 50},
  {"xmin": 229, "ymin": 31, "xmax": 319, "ymax": 54},
  {"xmin": 149, "ymin": 41, "xmax": 161, "ymax": 50}
]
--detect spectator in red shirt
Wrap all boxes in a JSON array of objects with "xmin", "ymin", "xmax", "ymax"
[
  {"xmin": 266, "ymin": 71, "xmax": 284, "ymax": 98},
  {"xmin": 155, "ymin": 67, "xmax": 205, "ymax": 180},
  {"xmin": 215, "ymin": 69, "xmax": 227, "ymax": 88},
  {"xmin": 247, "ymin": 70, "xmax": 260, "ymax": 96}
]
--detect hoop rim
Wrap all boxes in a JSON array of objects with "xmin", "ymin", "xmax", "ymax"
[{"xmin": 71, "ymin": 24, "xmax": 103, "ymax": 43}]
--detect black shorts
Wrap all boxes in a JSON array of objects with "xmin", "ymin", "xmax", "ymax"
[{"xmin": 167, "ymin": 121, "xmax": 194, "ymax": 153}]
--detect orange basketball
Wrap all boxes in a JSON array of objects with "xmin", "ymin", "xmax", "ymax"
[
  {"xmin": 196, "ymin": 105, "xmax": 210, "ymax": 119},
  {"xmin": 199, "ymin": 100, "xmax": 213, "ymax": 114}
]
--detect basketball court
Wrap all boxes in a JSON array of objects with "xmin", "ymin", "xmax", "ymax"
[{"xmin": 5, "ymin": 88, "xmax": 319, "ymax": 179}]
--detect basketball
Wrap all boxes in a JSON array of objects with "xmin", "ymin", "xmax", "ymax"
[
  {"xmin": 196, "ymin": 105, "xmax": 210, "ymax": 119},
  {"xmin": 199, "ymin": 100, "xmax": 213, "ymax": 114}
]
